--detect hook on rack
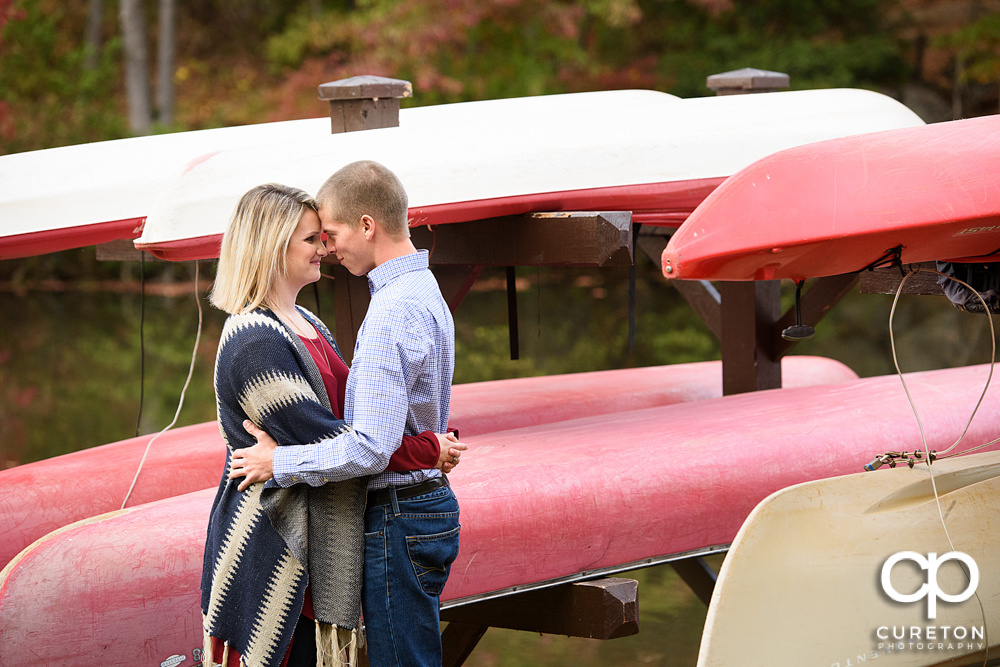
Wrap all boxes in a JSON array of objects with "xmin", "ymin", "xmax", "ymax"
[{"xmin": 781, "ymin": 279, "xmax": 815, "ymax": 342}]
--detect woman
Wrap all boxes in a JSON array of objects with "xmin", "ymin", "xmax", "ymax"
[{"xmin": 202, "ymin": 183, "xmax": 459, "ymax": 667}]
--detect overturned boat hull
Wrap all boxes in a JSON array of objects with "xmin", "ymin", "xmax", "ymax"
[
  {"xmin": 661, "ymin": 115, "xmax": 1000, "ymax": 282},
  {"xmin": 3, "ymin": 364, "xmax": 998, "ymax": 666},
  {"xmin": 0, "ymin": 356, "xmax": 855, "ymax": 568},
  {"xmin": 698, "ymin": 449, "xmax": 1000, "ymax": 667}
]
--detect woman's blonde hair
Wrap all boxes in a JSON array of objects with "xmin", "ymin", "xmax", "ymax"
[{"xmin": 210, "ymin": 183, "xmax": 318, "ymax": 315}]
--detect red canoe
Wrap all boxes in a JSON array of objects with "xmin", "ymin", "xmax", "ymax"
[
  {"xmin": 0, "ymin": 356, "xmax": 854, "ymax": 568},
  {"xmin": 3, "ymin": 364, "xmax": 998, "ymax": 666},
  {"xmin": 660, "ymin": 115, "xmax": 1000, "ymax": 282}
]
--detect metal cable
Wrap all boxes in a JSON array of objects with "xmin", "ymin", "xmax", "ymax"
[
  {"xmin": 888, "ymin": 267, "xmax": 994, "ymax": 664},
  {"xmin": 121, "ymin": 261, "xmax": 204, "ymax": 510},
  {"xmin": 134, "ymin": 251, "xmax": 145, "ymax": 437}
]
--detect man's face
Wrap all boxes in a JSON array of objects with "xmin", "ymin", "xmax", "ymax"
[{"xmin": 319, "ymin": 201, "xmax": 376, "ymax": 276}]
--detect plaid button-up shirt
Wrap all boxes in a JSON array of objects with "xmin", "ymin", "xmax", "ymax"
[{"xmin": 273, "ymin": 250, "xmax": 454, "ymax": 491}]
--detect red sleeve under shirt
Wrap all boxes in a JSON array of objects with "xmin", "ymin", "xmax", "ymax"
[{"xmin": 298, "ymin": 331, "xmax": 440, "ymax": 471}]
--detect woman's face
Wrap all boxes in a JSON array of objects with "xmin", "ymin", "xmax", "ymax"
[{"xmin": 282, "ymin": 208, "xmax": 328, "ymax": 292}]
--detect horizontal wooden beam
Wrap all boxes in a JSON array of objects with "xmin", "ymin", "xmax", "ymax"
[
  {"xmin": 858, "ymin": 262, "xmax": 942, "ymax": 296},
  {"xmin": 95, "ymin": 239, "xmax": 160, "ymax": 261},
  {"xmin": 409, "ymin": 212, "xmax": 633, "ymax": 267},
  {"xmin": 440, "ymin": 577, "xmax": 639, "ymax": 640}
]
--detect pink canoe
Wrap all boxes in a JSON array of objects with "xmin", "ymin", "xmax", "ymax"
[
  {"xmin": 660, "ymin": 115, "xmax": 1000, "ymax": 282},
  {"xmin": 0, "ymin": 356, "xmax": 854, "ymax": 568},
  {"xmin": 2, "ymin": 364, "xmax": 997, "ymax": 666}
]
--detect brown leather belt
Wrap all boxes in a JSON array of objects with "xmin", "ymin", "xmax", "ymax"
[{"xmin": 367, "ymin": 475, "xmax": 449, "ymax": 507}]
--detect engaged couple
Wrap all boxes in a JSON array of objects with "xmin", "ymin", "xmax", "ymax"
[{"xmin": 200, "ymin": 160, "xmax": 464, "ymax": 667}]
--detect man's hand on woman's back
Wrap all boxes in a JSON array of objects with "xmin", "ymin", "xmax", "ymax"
[{"xmin": 229, "ymin": 420, "xmax": 278, "ymax": 491}]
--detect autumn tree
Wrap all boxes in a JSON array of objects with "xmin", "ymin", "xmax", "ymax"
[
  {"xmin": 157, "ymin": 0, "xmax": 176, "ymax": 125},
  {"xmin": 120, "ymin": 0, "xmax": 151, "ymax": 135},
  {"xmin": 0, "ymin": 1, "xmax": 126, "ymax": 154},
  {"xmin": 936, "ymin": 12, "xmax": 1000, "ymax": 115},
  {"xmin": 84, "ymin": 0, "xmax": 102, "ymax": 70},
  {"xmin": 265, "ymin": 0, "xmax": 909, "ymax": 119}
]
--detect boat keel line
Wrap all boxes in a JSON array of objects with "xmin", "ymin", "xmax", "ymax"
[{"xmin": 440, "ymin": 543, "xmax": 730, "ymax": 610}]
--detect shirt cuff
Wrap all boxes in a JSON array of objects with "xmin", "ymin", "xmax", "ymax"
[{"xmin": 272, "ymin": 445, "xmax": 305, "ymax": 487}]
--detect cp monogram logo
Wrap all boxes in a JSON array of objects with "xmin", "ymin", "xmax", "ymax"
[{"xmin": 881, "ymin": 551, "xmax": 979, "ymax": 619}]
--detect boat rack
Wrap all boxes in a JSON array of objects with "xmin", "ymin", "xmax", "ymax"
[
  {"xmin": 89, "ymin": 72, "xmax": 842, "ymax": 665},
  {"xmin": 437, "ymin": 546, "xmax": 726, "ymax": 667},
  {"xmin": 60, "ymin": 69, "xmax": 922, "ymax": 666},
  {"xmin": 638, "ymin": 227, "xmax": 859, "ymax": 395}
]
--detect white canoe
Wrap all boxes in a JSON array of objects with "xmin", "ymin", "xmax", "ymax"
[
  {"xmin": 699, "ymin": 449, "xmax": 1000, "ymax": 667},
  {"xmin": 0, "ymin": 88, "xmax": 921, "ymax": 260},
  {"xmin": 0, "ymin": 117, "xmax": 327, "ymax": 259},
  {"xmin": 135, "ymin": 88, "xmax": 923, "ymax": 260},
  {"xmin": 0, "ymin": 90, "xmax": 678, "ymax": 259}
]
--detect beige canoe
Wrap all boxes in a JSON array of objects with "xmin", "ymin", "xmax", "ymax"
[{"xmin": 699, "ymin": 449, "xmax": 1000, "ymax": 667}]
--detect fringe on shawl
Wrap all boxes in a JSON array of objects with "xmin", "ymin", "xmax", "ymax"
[
  {"xmin": 203, "ymin": 618, "xmax": 214, "ymax": 667},
  {"xmin": 316, "ymin": 622, "xmax": 364, "ymax": 667},
  {"xmin": 203, "ymin": 611, "xmax": 368, "ymax": 667},
  {"xmin": 202, "ymin": 620, "xmax": 230, "ymax": 667}
]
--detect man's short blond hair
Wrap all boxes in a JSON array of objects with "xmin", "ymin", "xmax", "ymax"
[
  {"xmin": 210, "ymin": 183, "xmax": 318, "ymax": 315},
  {"xmin": 316, "ymin": 160, "xmax": 409, "ymax": 239}
]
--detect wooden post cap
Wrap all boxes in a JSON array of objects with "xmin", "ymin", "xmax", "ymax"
[
  {"xmin": 706, "ymin": 67, "xmax": 790, "ymax": 95},
  {"xmin": 317, "ymin": 75, "xmax": 413, "ymax": 101},
  {"xmin": 319, "ymin": 75, "xmax": 413, "ymax": 133}
]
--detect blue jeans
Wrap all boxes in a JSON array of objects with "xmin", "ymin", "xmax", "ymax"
[{"xmin": 362, "ymin": 484, "xmax": 460, "ymax": 667}]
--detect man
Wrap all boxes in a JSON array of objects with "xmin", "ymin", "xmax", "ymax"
[{"xmin": 231, "ymin": 160, "xmax": 461, "ymax": 667}]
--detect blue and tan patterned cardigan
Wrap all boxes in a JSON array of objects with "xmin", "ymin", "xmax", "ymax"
[{"xmin": 201, "ymin": 306, "xmax": 366, "ymax": 666}]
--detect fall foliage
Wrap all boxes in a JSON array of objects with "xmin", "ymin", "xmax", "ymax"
[{"xmin": 1, "ymin": 0, "xmax": 997, "ymax": 155}]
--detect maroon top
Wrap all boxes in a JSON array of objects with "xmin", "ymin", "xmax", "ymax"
[{"xmin": 297, "ymin": 330, "xmax": 440, "ymax": 471}]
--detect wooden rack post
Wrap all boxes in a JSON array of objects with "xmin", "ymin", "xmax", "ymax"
[
  {"xmin": 318, "ymin": 75, "xmax": 412, "ymax": 363},
  {"xmin": 707, "ymin": 68, "xmax": 790, "ymax": 394}
]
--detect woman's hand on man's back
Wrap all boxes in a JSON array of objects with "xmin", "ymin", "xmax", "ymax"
[{"xmin": 436, "ymin": 432, "xmax": 466, "ymax": 474}]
